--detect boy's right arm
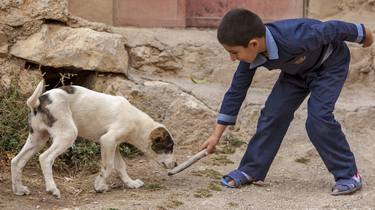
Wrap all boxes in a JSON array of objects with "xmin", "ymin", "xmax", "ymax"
[
  {"xmin": 200, "ymin": 61, "xmax": 256, "ymax": 153},
  {"xmin": 362, "ymin": 26, "xmax": 373, "ymax": 48},
  {"xmin": 200, "ymin": 123, "xmax": 227, "ymax": 154}
]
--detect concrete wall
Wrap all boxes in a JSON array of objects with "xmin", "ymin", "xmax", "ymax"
[
  {"xmin": 68, "ymin": 0, "xmax": 114, "ymax": 25},
  {"xmin": 187, "ymin": 0, "xmax": 305, "ymax": 27},
  {"xmin": 68, "ymin": 0, "xmax": 305, "ymax": 27},
  {"xmin": 113, "ymin": 0, "xmax": 186, "ymax": 27}
]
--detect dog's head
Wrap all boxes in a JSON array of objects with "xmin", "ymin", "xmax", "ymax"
[{"xmin": 148, "ymin": 126, "xmax": 177, "ymax": 169}]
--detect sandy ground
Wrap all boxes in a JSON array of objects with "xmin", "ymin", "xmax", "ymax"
[
  {"xmin": 1, "ymin": 1, "xmax": 375, "ymax": 208},
  {"xmin": 1, "ymin": 77, "xmax": 374, "ymax": 210}
]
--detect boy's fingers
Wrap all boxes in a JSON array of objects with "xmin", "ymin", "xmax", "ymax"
[
  {"xmin": 363, "ymin": 28, "xmax": 373, "ymax": 48},
  {"xmin": 206, "ymin": 144, "xmax": 215, "ymax": 154},
  {"xmin": 199, "ymin": 141, "xmax": 208, "ymax": 151}
]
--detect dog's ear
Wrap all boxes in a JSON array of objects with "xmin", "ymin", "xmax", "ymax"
[{"xmin": 149, "ymin": 127, "xmax": 174, "ymax": 154}]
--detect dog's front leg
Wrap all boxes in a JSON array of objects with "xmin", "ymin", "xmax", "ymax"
[
  {"xmin": 114, "ymin": 147, "xmax": 144, "ymax": 188},
  {"xmin": 11, "ymin": 132, "xmax": 48, "ymax": 195},
  {"xmin": 95, "ymin": 132, "xmax": 117, "ymax": 193}
]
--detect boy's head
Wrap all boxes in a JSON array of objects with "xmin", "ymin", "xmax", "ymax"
[{"xmin": 217, "ymin": 8, "xmax": 266, "ymax": 63}]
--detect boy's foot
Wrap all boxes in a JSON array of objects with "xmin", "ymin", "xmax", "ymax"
[
  {"xmin": 331, "ymin": 173, "xmax": 362, "ymax": 196},
  {"xmin": 220, "ymin": 169, "xmax": 255, "ymax": 188}
]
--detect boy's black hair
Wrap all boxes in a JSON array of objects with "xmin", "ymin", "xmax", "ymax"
[{"xmin": 217, "ymin": 8, "xmax": 266, "ymax": 47}]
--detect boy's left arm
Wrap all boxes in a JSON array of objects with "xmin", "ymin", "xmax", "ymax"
[{"xmin": 298, "ymin": 20, "xmax": 373, "ymax": 51}]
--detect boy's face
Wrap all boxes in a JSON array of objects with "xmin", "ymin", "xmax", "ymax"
[{"xmin": 222, "ymin": 39, "xmax": 261, "ymax": 63}]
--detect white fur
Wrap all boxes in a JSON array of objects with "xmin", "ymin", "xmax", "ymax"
[{"xmin": 11, "ymin": 81, "xmax": 176, "ymax": 198}]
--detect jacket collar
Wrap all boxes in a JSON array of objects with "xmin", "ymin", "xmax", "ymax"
[{"xmin": 250, "ymin": 27, "xmax": 279, "ymax": 69}]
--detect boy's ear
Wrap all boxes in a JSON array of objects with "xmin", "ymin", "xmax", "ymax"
[{"xmin": 248, "ymin": 39, "xmax": 259, "ymax": 48}]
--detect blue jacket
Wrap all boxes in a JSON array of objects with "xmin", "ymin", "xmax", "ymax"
[{"xmin": 217, "ymin": 18, "xmax": 366, "ymax": 125}]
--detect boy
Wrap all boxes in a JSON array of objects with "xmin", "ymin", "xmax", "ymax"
[{"xmin": 200, "ymin": 8, "xmax": 373, "ymax": 195}]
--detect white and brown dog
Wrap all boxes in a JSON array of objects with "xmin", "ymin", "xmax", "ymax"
[{"xmin": 11, "ymin": 80, "xmax": 177, "ymax": 198}]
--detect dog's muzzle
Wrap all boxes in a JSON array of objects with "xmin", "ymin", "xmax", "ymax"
[{"xmin": 158, "ymin": 153, "xmax": 177, "ymax": 169}]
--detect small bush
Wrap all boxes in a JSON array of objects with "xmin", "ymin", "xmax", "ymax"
[
  {"xmin": 0, "ymin": 86, "xmax": 29, "ymax": 167},
  {"xmin": 55, "ymin": 140, "xmax": 143, "ymax": 175}
]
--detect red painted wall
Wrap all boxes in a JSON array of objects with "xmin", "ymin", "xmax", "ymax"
[
  {"xmin": 113, "ymin": 0, "xmax": 305, "ymax": 27},
  {"xmin": 187, "ymin": 0, "xmax": 305, "ymax": 27}
]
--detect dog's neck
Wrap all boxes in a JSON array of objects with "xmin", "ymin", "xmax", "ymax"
[{"xmin": 126, "ymin": 118, "xmax": 159, "ymax": 156}]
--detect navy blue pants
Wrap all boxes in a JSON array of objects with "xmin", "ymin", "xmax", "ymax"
[{"xmin": 238, "ymin": 45, "xmax": 358, "ymax": 181}]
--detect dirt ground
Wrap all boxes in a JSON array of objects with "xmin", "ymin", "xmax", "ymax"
[
  {"xmin": 1, "ymin": 78, "xmax": 374, "ymax": 210},
  {"xmin": 1, "ymin": 1, "xmax": 375, "ymax": 209}
]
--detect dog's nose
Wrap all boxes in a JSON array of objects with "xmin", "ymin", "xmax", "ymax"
[{"xmin": 160, "ymin": 161, "xmax": 178, "ymax": 169}]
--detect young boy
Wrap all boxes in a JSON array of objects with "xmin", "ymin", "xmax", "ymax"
[{"xmin": 200, "ymin": 8, "xmax": 373, "ymax": 195}]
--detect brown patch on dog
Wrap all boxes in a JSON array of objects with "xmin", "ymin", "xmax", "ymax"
[
  {"xmin": 150, "ymin": 127, "xmax": 174, "ymax": 154},
  {"xmin": 59, "ymin": 86, "xmax": 76, "ymax": 94},
  {"xmin": 37, "ymin": 94, "xmax": 56, "ymax": 127}
]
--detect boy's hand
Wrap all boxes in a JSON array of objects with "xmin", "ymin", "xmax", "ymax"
[
  {"xmin": 362, "ymin": 26, "xmax": 373, "ymax": 48},
  {"xmin": 200, "ymin": 135, "xmax": 220, "ymax": 154}
]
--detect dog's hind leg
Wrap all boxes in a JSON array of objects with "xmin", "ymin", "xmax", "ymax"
[
  {"xmin": 11, "ymin": 131, "xmax": 49, "ymax": 195},
  {"xmin": 94, "ymin": 131, "xmax": 118, "ymax": 193},
  {"xmin": 39, "ymin": 124, "xmax": 77, "ymax": 198},
  {"xmin": 114, "ymin": 147, "xmax": 144, "ymax": 188}
]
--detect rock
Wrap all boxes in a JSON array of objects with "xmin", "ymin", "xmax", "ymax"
[
  {"xmin": 66, "ymin": 15, "xmax": 112, "ymax": 33},
  {"xmin": 0, "ymin": 31, "xmax": 8, "ymax": 56},
  {"xmin": 0, "ymin": 0, "xmax": 68, "ymax": 26},
  {"xmin": 0, "ymin": 57, "xmax": 24, "ymax": 89},
  {"xmin": 17, "ymin": 69, "xmax": 43, "ymax": 95},
  {"xmin": 133, "ymin": 81, "xmax": 216, "ymax": 145},
  {"xmin": 10, "ymin": 24, "xmax": 128, "ymax": 75},
  {"xmin": 129, "ymin": 45, "xmax": 182, "ymax": 73}
]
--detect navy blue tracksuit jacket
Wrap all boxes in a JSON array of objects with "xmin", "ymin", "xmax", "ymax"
[{"xmin": 217, "ymin": 18, "xmax": 366, "ymax": 181}]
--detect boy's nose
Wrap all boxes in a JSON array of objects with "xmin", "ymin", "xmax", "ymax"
[{"xmin": 230, "ymin": 54, "xmax": 237, "ymax": 61}]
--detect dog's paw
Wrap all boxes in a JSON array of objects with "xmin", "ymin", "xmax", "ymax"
[
  {"xmin": 14, "ymin": 185, "xmax": 30, "ymax": 196},
  {"xmin": 47, "ymin": 187, "xmax": 61, "ymax": 199},
  {"xmin": 95, "ymin": 183, "xmax": 109, "ymax": 193},
  {"xmin": 126, "ymin": 179, "xmax": 144, "ymax": 189},
  {"xmin": 94, "ymin": 176, "xmax": 109, "ymax": 193}
]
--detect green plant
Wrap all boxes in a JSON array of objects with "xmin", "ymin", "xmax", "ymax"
[
  {"xmin": 143, "ymin": 183, "xmax": 164, "ymax": 191},
  {"xmin": 55, "ymin": 141, "xmax": 144, "ymax": 175},
  {"xmin": 211, "ymin": 155, "xmax": 234, "ymax": 166},
  {"xmin": 194, "ymin": 188, "xmax": 212, "ymax": 198},
  {"xmin": 119, "ymin": 143, "xmax": 144, "ymax": 158},
  {"xmin": 54, "ymin": 138, "xmax": 101, "ymax": 174},
  {"xmin": 208, "ymin": 181, "xmax": 222, "ymax": 191},
  {"xmin": 0, "ymin": 87, "xmax": 29, "ymax": 161},
  {"xmin": 295, "ymin": 157, "xmax": 310, "ymax": 164},
  {"xmin": 216, "ymin": 134, "xmax": 246, "ymax": 154},
  {"xmin": 191, "ymin": 169, "xmax": 222, "ymax": 179},
  {"xmin": 228, "ymin": 202, "xmax": 239, "ymax": 208}
]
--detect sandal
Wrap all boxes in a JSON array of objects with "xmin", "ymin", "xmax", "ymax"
[
  {"xmin": 331, "ymin": 174, "xmax": 362, "ymax": 196},
  {"xmin": 220, "ymin": 169, "xmax": 255, "ymax": 188}
]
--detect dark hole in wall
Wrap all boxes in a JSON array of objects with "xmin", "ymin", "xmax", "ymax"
[
  {"xmin": 25, "ymin": 62, "xmax": 97, "ymax": 90},
  {"xmin": 25, "ymin": 62, "xmax": 39, "ymax": 70},
  {"xmin": 44, "ymin": 19, "xmax": 67, "ymax": 26}
]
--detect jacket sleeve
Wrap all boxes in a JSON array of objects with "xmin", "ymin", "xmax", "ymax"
[
  {"xmin": 217, "ymin": 61, "xmax": 256, "ymax": 125},
  {"xmin": 298, "ymin": 20, "xmax": 366, "ymax": 51}
]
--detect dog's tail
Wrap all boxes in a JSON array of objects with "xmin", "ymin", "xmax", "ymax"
[{"xmin": 26, "ymin": 80, "xmax": 45, "ymax": 110}]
